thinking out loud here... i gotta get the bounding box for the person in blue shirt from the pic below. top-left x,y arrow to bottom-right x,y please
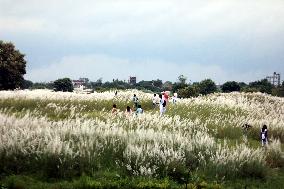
136,104 -> 143,115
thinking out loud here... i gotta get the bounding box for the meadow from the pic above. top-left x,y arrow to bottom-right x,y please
0,89 -> 283,189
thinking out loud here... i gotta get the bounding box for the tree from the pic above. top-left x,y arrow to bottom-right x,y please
249,79 -> 273,94
221,81 -> 241,93
178,75 -> 187,84
22,80 -> 33,89
162,81 -> 173,91
152,79 -> 163,88
0,41 -> 27,90
198,79 -> 217,95
53,78 -> 73,92
177,86 -> 199,98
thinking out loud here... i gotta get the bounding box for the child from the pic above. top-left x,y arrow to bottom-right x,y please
172,92 -> 178,104
261,125 -> 268,146
112,104 -> 118,114
136,104 -> 144,115
125,106 -> 133,115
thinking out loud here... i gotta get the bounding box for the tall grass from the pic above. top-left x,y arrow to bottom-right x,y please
0,89 -> 283,186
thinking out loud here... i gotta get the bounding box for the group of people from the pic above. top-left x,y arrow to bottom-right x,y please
243,123 -> 269,147
111,92 -> 177,116
113,92 -> 269,147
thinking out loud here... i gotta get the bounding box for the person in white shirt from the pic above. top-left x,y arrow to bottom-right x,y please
159,94 -> 166,116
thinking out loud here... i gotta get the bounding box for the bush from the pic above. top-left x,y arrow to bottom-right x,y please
53,78 -> 73,92
221,81 -> 240,93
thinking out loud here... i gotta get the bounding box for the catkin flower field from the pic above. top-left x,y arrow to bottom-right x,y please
0,89 -> 284,188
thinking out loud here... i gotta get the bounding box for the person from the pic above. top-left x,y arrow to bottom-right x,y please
132,94 -> 139,110
261,125 -> 268,146
125,106 -> 133,115
112,104 -> 118,114
163,91 -> 169,104
115,91 -> 118,96
172,92 -> 178,104
152,94 -> 158,108
136,104 -> 143,115
159,94 -> 166,116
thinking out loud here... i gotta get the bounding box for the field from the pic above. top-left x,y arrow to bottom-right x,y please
0,89 -> 284,189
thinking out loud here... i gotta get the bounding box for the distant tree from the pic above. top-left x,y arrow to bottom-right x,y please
178,86 -> 199,98
221,81 -> 241,93
172,82 -> 188,93
178,75 -> 187,84
0,40 -> 27,90
53,78 -> 73,92
249,79 -> 273,94
22,80 -> 33,89
32,82 -> 53,89
162,81 -> 173,91
198,79 -> 217,95
152,79 -> 163,88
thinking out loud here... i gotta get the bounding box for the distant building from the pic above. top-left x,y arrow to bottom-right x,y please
72,78 -> 89,88
266,72 -> 281,86
129,76 -> 136,85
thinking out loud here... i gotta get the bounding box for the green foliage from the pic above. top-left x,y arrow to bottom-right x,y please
249,79 -> 273,94
54,78 -> 73,92
177,75 -> 187,84
221,81 -> 240,93
177,86 -> 199,98
0,41 -> 26,90
198,79 -> 217,95
31,82 -> 54,90
162,81 -> 173,91
21,80 -> 33,89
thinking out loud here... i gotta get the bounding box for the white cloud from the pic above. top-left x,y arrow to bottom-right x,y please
25,54 -> 268,84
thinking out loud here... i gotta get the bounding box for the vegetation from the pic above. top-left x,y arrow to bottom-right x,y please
0,41 -> 26,90
54,78 -> 74,92
0,89 -> 283,188
221,81 -> 241,93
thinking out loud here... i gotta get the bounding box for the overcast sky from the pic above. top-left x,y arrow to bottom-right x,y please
1,0 -> 283,84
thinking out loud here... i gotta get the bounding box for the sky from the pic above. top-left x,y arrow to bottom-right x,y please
0,0 -> 283,84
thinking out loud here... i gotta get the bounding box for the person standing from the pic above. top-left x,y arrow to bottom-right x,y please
152,94 -> 158,108
163,91 -> 169,104
261,125 -> 268,147
172,92 -> 178,104
132,94 -> 139,110
159,94 -> 166,116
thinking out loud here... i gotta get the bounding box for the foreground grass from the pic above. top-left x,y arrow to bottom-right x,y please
1,170 -> 284,189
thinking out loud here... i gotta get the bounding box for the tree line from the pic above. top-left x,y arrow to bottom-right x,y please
1,40 -> 284,97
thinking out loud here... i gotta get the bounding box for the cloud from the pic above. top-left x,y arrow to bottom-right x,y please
1,0 -> 284,83
25,54 -> 270,84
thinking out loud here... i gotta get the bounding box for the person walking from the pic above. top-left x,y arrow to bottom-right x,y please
261,125 -> 268,147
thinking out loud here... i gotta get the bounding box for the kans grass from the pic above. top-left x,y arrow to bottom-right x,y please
0,89 -> 284,188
